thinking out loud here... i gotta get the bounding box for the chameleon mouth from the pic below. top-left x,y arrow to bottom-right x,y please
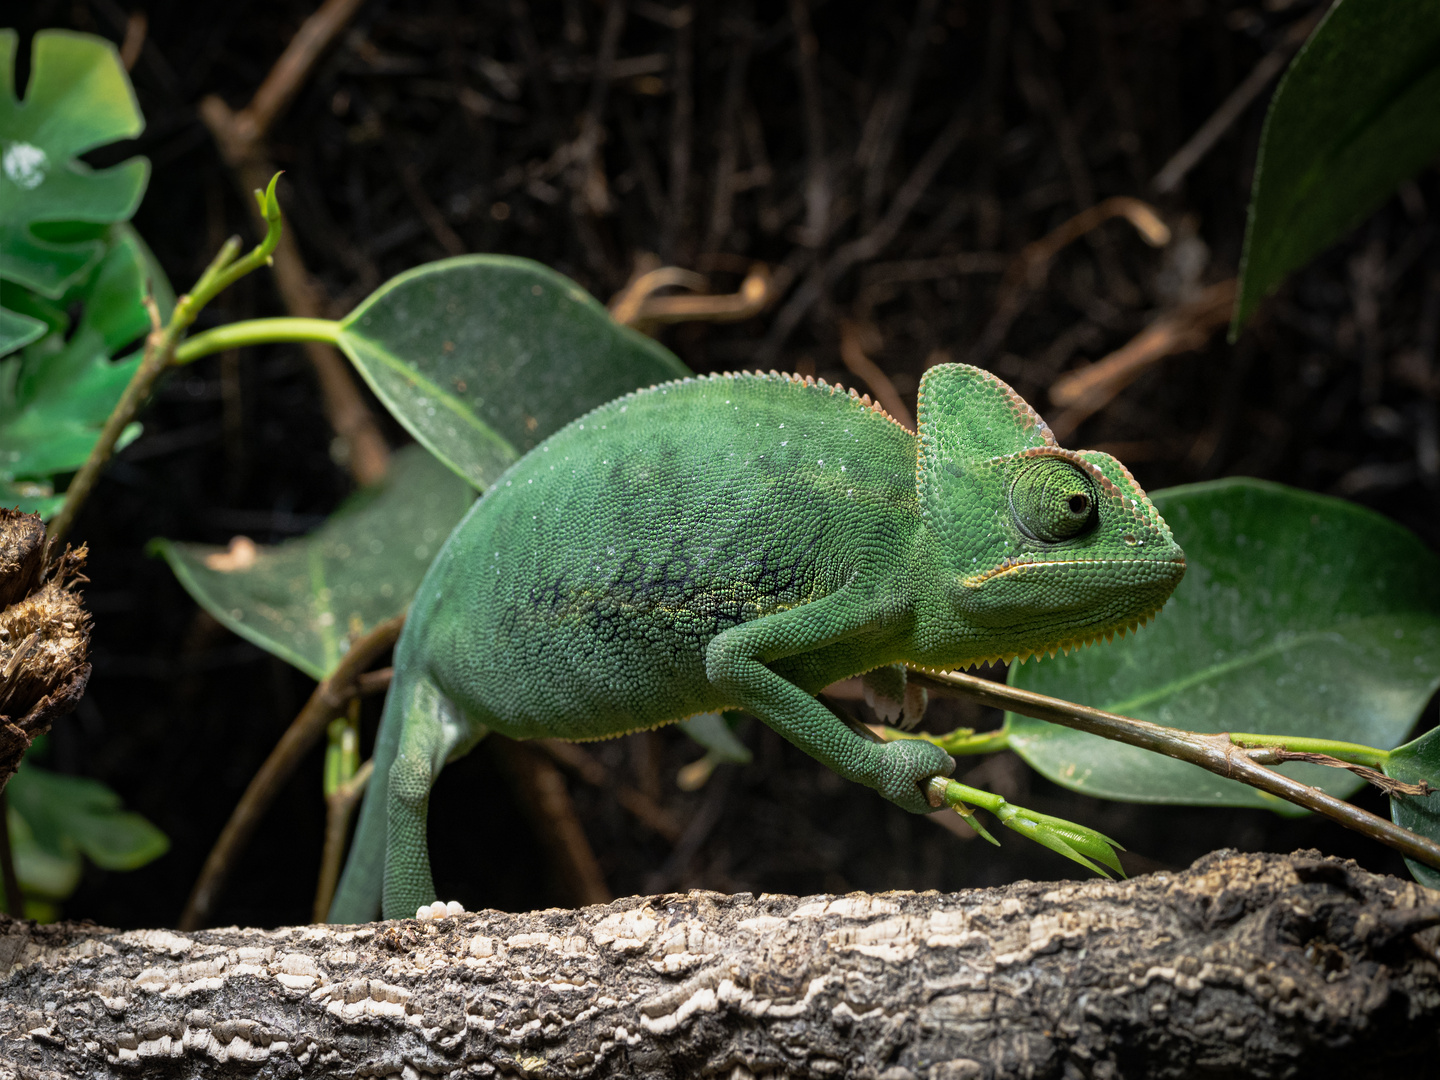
941,553 -> 1186,669
959,554 -> 1186,590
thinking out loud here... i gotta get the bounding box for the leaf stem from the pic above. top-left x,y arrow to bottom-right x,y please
880,724 -> 1011,755
46,174 -> 286,545
173,317 -> 343,365
910,668 -> 1440,873
1228,732 -> 1389,767
178,613 -> 403,931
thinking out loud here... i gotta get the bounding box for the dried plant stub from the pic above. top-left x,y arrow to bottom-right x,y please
0,510 -> 92,792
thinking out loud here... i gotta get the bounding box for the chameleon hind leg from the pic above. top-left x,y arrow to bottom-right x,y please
383,672 -> 487,920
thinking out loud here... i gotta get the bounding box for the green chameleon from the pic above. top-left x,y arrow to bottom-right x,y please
329,363 -> 1185,922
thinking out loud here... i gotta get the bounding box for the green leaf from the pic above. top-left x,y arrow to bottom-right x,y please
678,712 -> 753,764
0,305 -> 45,356
1233,0 -> 1440,333
1385,726 -> 1440,889
6,759 -> 168,899
151,445 -> 475,680
0,30 -> 148,300
1006,478 -> 1440,809
0,229 -> 158,494
335,256 -> 691,490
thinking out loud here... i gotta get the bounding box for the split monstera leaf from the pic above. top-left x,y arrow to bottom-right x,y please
0,30 -> 169,515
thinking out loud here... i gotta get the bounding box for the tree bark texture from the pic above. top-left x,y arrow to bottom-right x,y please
0,850 -> 1436,1080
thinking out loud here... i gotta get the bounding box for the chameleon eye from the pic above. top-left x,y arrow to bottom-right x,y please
1009,458 -> 1098,543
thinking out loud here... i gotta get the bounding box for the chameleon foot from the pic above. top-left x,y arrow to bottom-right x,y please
415,900 -> 466,921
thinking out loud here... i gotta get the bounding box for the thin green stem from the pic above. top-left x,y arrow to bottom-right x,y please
174,317 -> 342,365
47,174 -> 286,545
1228,732 -> 1389,768
882,725 -> 1011,756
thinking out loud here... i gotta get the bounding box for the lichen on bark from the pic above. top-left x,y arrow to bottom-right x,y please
0,850 -> 1435,1079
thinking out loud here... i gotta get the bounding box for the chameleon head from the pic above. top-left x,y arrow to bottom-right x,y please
913,363 -> 1185,665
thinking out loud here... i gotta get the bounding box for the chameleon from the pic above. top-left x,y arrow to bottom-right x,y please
329,362 -> 1185,923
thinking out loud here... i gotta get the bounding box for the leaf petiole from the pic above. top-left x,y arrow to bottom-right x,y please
1227,732 -> 1390,768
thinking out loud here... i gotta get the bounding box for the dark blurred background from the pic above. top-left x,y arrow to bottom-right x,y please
10,0 -> 1438,929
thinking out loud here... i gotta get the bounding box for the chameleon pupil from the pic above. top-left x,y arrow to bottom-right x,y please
1010,458 -> 1098,542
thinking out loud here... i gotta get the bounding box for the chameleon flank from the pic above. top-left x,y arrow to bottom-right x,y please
330,363 -> 1185,922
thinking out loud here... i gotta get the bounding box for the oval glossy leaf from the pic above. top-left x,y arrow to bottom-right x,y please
0,30 -> 148,299
1385,726 -> 1440,890
152,445 -> 475,680
335,255 -> 691,490
1006,478 -> 1440,809
1234,0 -> 1440,333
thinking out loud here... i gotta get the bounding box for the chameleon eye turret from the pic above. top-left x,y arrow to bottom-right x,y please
1009,457 -> 1097,543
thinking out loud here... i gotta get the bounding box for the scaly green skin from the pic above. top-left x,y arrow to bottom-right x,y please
329,363 -> 1185,922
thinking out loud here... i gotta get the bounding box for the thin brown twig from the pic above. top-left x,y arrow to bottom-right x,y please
118,12 -> 147,72
910,668 -> 1440,873
1152,12 -> 1322,194
238,0 -> 368,145
536,739 -> 682,841
178,614 -> 405,931
400,163 -> 466,257
762,107 -> 972,360
972,196 -> 1171,363
1047,278 -> 1237,442
790,0 -> 829,247
839,320 -> 914,431
856,0 -> 941,229
1242,748 -> 1432,799
312,758 -> 374,924
662,6 -> 695,260
609,264 -> 772,332
567,0 -> 628,216
703,22 -> 754,253
200,110 -> 390,487
493,739 -> 613,906
197,0 -> 390,487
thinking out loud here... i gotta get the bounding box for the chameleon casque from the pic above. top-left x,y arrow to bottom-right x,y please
329,362 -> 1185,923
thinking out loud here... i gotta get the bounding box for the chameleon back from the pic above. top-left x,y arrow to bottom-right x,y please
410,372 -> 922,740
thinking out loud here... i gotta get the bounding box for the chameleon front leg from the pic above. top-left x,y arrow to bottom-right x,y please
383,673 -> 487,920
705,590 -> 954,814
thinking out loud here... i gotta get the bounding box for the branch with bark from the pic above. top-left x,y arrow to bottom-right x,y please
1,851 -> 1436,1079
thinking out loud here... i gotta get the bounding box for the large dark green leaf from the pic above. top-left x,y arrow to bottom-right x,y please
6,758 -> 168,901
1385,726 -> 1440,889
334,256 -> 690,490
151,446 -> 475,680
1006,479 -> 1440,809
0,31 -> 148,304
1233,0 -> 1440,333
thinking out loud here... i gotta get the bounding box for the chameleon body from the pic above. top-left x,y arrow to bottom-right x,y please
329,363 -> 1185,922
